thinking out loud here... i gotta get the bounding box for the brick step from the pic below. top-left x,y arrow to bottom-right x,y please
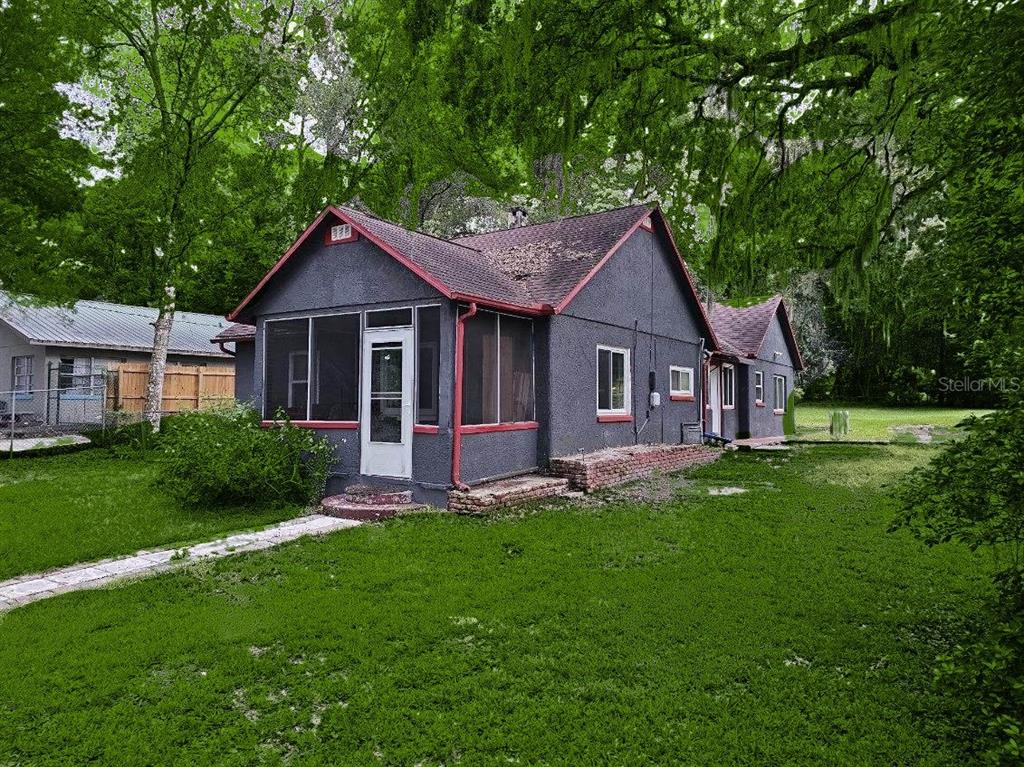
448,475 -> 570,513
339,483 -> 414,506
320,495 -> 426,521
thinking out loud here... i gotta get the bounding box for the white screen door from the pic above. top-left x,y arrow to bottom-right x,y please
360,327 -> 414,478
707,365 -> 722,435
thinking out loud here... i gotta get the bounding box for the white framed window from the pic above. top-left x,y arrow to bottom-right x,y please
58,357 -> 96,394
754,371 -> 764,404
774,374 -> 787,414
597,345 -> 631,414
327,223 -> 353,243
722,363 -> 735,409
287,350 -> 309,410
12,356 -> 33,392
669,365 -> 694,399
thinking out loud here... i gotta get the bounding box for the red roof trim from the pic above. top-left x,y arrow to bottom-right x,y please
553,208 -> 651,313
754,297 -> 805,371
649,206 -> 721,352
228,208 -> 332,321
324,206 -> 456,300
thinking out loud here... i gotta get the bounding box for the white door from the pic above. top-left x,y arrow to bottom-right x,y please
708,365 -> 721,435
360,327 -> 414,478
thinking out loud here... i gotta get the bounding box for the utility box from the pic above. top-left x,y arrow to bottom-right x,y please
681,423 -> 703,444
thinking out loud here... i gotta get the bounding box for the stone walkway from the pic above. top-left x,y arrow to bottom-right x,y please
0,514 -> 361,612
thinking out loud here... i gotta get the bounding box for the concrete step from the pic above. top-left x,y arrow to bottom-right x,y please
338,483 -> 414,506
320,495 -> 426,521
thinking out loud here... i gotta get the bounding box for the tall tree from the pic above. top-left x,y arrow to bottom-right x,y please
80,0 -> 317,427
0,0 -> 100,301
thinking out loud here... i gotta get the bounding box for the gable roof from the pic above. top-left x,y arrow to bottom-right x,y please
0,294 -> 232,358
228,204 -> 719,348
451,204 -> 652,308
710,295 -> 804,370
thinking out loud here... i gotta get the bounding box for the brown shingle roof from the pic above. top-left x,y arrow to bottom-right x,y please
212,323 -> 255,342
710,295 -> 804,370
229,203 -> 718,350
452,204 -> 652,307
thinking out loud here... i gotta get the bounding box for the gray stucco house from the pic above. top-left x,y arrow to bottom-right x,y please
228,203 -> 725,505
707,296 -> 804,440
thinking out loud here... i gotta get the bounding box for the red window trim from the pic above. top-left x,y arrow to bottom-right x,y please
755,401 -> 766,408
460,421 -> 539,434
597,414 -> 633,423
773,409 -> 785,416
670,394 -> 695,402
414,424 -> 440,434
261,420 -> 358,429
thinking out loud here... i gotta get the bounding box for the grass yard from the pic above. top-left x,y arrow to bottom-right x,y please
795,403 -> 992,443
0,445 -> 991,766
0,450 -> 303,581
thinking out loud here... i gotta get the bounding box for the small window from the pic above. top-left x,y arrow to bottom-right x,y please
722,364 -> 735,409
597,346 -> 630,414
366,308 -> 413,328
288,350 -> 309,411
754,371 -> 764,403
11,356 -> 33,392
774,374 -> 786,413
327,223 -> 353,243
58,357 -> 95,394
669,366 -> 694,399
416,306 -> 441,425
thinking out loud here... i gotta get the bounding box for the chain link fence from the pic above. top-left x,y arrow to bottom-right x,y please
1,372 -> 114,455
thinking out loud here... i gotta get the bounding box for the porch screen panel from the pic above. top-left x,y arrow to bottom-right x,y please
310,314 -> 359,421
462,311 -> 498,425
265,319 -> 309,420
499,315 -> 534,422
416,306 -> 440,425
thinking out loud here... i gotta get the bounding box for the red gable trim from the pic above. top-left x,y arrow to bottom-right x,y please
228,208 -> 333,321
553,205 -> 721,352
650,206 -> 721,353
553,208 -> 651,313
230,206 -> 554,322
324,206 -> 456,300
753,296 -> 805,371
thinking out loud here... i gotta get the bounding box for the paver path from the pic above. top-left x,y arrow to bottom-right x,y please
0,514 -> 360,612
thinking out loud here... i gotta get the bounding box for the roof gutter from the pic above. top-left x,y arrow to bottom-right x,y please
451,302 -> 478,491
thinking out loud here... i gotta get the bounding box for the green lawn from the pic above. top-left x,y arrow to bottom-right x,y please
795,403 -> 993,442
0,446 -> 990,765
0,451 -> 303,581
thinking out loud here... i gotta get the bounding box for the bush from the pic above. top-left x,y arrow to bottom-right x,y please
158,405 -> 333,508
83,417 -> 159,453
894,401 -> 1024,764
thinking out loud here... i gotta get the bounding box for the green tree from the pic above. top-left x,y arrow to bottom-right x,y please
0,0 -> 101,301
78,0 -> 317,427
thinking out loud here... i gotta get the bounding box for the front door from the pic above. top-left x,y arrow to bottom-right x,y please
360,327 -> 414,478
708,365 -> 721,435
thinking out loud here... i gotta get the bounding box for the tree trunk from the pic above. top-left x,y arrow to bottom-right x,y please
143,284 -> 176,431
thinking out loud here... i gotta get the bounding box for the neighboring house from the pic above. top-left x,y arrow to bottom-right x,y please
0,294 -> 234,425
228,203 -> 721,505
707,296 -> 804,439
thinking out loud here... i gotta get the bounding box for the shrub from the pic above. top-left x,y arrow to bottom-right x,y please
158,405 -> 333,508
83,417 -> 159,453
894,401 -> 1024,764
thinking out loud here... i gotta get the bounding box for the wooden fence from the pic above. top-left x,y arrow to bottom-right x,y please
107,363 -> 235,413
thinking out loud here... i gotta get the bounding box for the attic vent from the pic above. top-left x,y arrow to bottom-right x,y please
328,223 -> 352,243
